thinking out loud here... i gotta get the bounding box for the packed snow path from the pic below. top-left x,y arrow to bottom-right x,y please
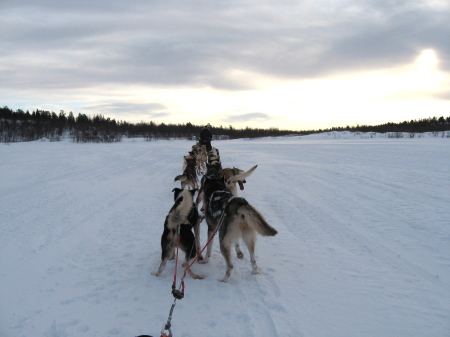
1,133 -> 449,337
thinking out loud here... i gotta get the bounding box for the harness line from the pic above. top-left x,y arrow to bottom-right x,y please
159,194 -> 235,337
180,194 -> 235,285
160,222 -> 185,337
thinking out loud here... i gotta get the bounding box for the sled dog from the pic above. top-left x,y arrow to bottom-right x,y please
208,147 -> 219,158
197,145 -> 208,166
152,188 -> 204,279
208,147 -> 221,166
200,174 -> 277,282
219,165 -> 258,196
174,155 -> 197,189
196,164 -> 257,207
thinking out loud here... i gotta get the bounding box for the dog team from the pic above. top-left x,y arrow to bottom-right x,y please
152,137 -> 278,283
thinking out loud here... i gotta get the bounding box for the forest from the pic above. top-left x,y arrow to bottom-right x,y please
1,106 -> 449,142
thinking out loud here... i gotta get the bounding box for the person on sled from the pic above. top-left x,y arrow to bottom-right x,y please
199,124 -> 212,152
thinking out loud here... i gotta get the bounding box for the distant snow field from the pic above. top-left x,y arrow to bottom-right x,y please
1,132 -> 449,337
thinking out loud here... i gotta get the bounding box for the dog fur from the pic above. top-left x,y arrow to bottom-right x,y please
207,147 -> 222,171
152,188 -> 204,279
196,164 -> 257,208
196,145 -> 208,166
174,155 -> 197,189
200,174 -> 277,282
208,147 -> 221,166
219,165 -> 258,196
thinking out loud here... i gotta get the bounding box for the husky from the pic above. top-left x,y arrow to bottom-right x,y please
197,145 -> 208,166
208,147 -> 219,158
219,165 -> 258,196
200,174 -> 277,282
196,164 -> 257,209
152,188 -> 205,279
195,163 -> 258,259
208,147 -> 220,164
174,155 -> 197,189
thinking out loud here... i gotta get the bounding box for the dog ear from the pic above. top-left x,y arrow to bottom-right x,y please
174,174 -> 187,182
172,188 -> 182,201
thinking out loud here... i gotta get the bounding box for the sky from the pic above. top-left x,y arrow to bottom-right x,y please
1,0 -> 450,131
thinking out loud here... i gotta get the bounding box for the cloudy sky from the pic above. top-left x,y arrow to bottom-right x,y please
1,0 -> 449,130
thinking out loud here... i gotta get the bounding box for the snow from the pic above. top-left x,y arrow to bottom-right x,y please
1,132 -> 449,337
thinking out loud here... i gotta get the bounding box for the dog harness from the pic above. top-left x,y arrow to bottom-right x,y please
208,190 -> 235,219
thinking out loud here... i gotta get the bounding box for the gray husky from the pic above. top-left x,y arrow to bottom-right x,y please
219,165 -> 258,196
196,164 -> 258,208
200,173 -> 277,282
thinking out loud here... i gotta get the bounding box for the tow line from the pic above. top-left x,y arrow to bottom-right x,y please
137,196 -> 233,337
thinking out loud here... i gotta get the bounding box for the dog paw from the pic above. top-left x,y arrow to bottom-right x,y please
236,252 -> 244,259
151,271 -> 161,276
193,274 -> 206,280
251,270 -> 260,275
198,259 -> 209,264
186,269 -> 206,279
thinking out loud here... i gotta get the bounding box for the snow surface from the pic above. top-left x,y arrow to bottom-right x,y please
1,132 -> 449,337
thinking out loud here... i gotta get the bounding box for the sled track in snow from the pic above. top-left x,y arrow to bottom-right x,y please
1,136 -> 449,337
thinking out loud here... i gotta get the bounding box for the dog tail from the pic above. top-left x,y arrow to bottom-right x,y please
230,165 -> 258,183
239,204 -> 278,237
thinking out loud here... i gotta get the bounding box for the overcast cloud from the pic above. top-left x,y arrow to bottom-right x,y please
224,112 -> 272,124
1,0 -> 449,129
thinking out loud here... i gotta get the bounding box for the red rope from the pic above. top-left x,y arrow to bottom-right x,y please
174,204 -> 229,295
180,231 -> 217,290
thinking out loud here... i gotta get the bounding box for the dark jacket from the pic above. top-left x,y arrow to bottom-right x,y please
200,128 -> 212,143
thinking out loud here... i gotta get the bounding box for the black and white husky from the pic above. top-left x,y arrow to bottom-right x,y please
200,174 -> 278,282
174,155 -> 197,189
151,188 -> 205,279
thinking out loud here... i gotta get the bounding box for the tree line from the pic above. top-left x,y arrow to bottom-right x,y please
326,116 -> 450,134
0,106 -> 298,142
1,106 -> 449,143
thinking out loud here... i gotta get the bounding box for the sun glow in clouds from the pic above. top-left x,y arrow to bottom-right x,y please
416,49 -> 438,71
249,48 -> 449,129
77,48 -> 449,131
6,51 -> 450,131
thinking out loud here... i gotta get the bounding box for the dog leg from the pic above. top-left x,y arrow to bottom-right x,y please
193,220 -> 203,261
243,231 -> 259,275
152,232 -> 174,276
182,261 -> 205,279
198,227 -> 214,264
235,243 -> 244,259
151,256 -> 170,276
195,190 -> 204,208
179,226 -> 205,279
219,241 -> 234,283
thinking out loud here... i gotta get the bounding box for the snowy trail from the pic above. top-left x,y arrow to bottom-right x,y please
1,134 -> 449,337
